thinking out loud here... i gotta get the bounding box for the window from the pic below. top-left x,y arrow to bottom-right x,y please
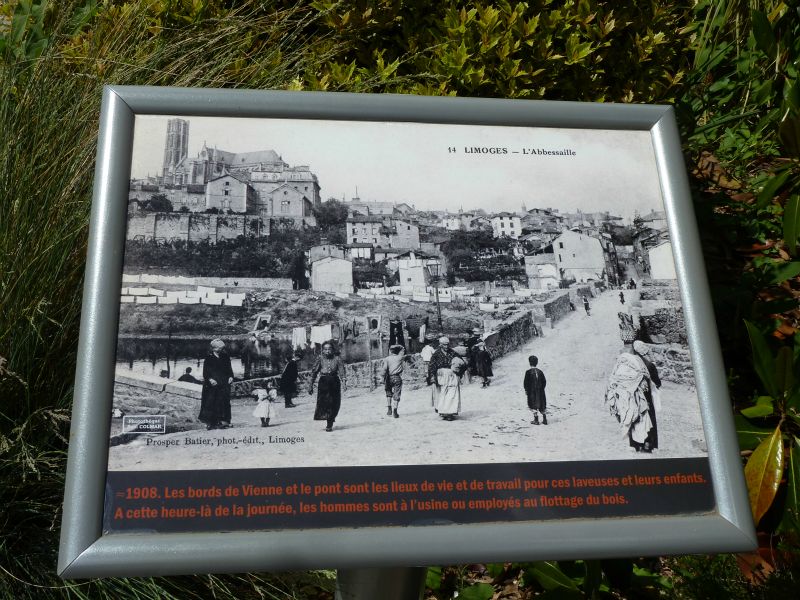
224,190 -> 229,196
559,242 -> 564,249
224,181 -> 230,187
352,238 -> 357,243
281,200 -> 290,213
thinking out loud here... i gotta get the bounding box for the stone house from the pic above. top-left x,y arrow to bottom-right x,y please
524,254 -> 560,289
549,229 -> 607,283
205,173 -> 257,213
310,256 -> 354,294
491,212 -> 522,239
648,241 -> 677,280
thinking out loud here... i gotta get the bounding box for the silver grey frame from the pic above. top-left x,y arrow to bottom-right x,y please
58,85 -> 756,578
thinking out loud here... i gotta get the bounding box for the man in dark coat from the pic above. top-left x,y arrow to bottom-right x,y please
523,355 -> 547,425
178,367 -> 201,384
198,339 -> 234,430
279,352 -> 301,407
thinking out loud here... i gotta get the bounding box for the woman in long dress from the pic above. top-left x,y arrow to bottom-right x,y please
308,342 -> 347,431
604,340 -> 661,452
198,339 -> 234,430
427,336 -> 454,412
438,355 -> 467,421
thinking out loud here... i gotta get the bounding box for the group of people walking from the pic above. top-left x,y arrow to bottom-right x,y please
196,321 -> 663,454
197,334 -> 547,433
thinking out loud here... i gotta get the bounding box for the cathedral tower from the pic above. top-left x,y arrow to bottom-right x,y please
161,118 -> 189,183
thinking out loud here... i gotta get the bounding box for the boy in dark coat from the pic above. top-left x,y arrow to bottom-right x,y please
474,342 -> 493,387
523,355 -> 547,425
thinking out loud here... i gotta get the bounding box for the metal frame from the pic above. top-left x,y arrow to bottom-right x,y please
58,86 -> 755,578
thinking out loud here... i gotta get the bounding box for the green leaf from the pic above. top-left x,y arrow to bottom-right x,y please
745,320 -> 778,398
456,583 -> 494,600
741,396 -> 775,418
583,559 -> 602,596
784,195 -> 800,256
744,425 -> 785,525
735,414 -> 773,450
425,566 -> 442,590
755,170 -> 791,209
785,79 -> 800,113
751,9 -> 777,57
768,261 -> 800,284
779,437 -> 800,533
526,562 -> 580,591
485,563 -> 506,578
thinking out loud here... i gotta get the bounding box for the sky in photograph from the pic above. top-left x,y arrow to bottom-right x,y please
131,115 -> 665,220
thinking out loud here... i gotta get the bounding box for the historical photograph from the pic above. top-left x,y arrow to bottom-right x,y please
108,115 -> 708,471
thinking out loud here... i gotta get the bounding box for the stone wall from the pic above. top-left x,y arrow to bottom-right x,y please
634,281 -> 686,345
127,213 -> 269,244
644,343 -> 694,385
111,375 -> 204,443
639,283 -> 682,302
540,291 -> 572,322
193,276 -> 293,290
639,307 -> 687,345
233,353 -> 429,396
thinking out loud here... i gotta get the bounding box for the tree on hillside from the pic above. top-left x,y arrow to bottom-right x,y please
142,193 -> 173,212
315,198 -> 349,226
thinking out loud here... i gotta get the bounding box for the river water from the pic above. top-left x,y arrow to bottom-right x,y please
114,335 -> 420,379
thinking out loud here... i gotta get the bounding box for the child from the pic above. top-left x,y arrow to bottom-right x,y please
523,355 -> 547,425
252,383 -> 279,427
382,344 -> 405,418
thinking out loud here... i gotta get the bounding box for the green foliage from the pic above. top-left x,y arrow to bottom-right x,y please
306,0 -> 693,101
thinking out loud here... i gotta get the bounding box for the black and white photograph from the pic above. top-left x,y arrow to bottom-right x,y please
107,114 -> 709,473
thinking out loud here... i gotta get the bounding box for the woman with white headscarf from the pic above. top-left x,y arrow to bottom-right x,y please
427,337 -> 454,413
438,352 -> 468,420
604,341 -> 662,452
198,338 -> 234,430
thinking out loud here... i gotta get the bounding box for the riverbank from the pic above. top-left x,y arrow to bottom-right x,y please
118,289 -> 512,339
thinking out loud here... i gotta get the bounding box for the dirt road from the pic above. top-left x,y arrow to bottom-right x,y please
108,290 -> 708,471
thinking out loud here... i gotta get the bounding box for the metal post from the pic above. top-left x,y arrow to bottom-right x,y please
433,278 -> 443,333
335,567 -> 426,600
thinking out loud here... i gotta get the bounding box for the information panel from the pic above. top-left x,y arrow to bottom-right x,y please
58,88 -> 754,578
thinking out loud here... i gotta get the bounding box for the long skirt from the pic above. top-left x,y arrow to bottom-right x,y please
628,396 -> 658,451
313,374 -> 341,421
198,384 -> 231,425
437,369 -> 461,416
